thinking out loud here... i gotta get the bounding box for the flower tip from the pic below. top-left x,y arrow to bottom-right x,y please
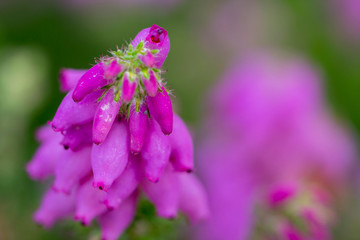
72,90 -> 83,103
93,181 -> 109,192
146,25 -> 168,46
146,174 -> 159,183
93,139 -> 102,145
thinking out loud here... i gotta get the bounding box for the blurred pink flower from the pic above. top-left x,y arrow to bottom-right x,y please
333,0 -> 360,40
195,53 -> 356,240
61,0 -> 180,10
27,25 -> 208,240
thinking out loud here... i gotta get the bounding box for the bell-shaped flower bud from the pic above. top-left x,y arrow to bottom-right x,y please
142,167 -> 179,218
53,146 -> 92,194
92,120 -> 129,191
139,51 -> 155,68
122,72 -> 137,102
104,60 -> 123,80
103,155 -> 141,210
61,121 -> 93,151
141,119 -> 171,182
147,86 -> 173,135
142,69 -> 158,97
99,192 -> 138,240
72,63 -> 111,102
131,24 -> 170,68
51,89 -> 102,132
27,126 -> 64,180
34,188 -> 76,228
129,103 -> 148,154
93,88 -> 122,145
169,113 -> 194,172
178,173 -> 209,223
74,179 -> 107,226
59,68 -> 87,92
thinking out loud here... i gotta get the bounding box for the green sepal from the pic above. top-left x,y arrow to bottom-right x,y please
141,68 -> 150,80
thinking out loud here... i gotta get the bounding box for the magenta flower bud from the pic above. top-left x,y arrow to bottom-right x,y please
142,167 -> 179,218
34,188 -> 76,228
27,126 -> 64,180
72,63 -> 110,102
61,121 -> 93,151
99,192 -> 138,240
142,70 -> 158,97
178,173 -> 209,223
129,103 -> 148,154
122,72 -> 137,102
93,88 -> 122,145
51,89 -> 102,132
141,119 -> 171,182
169,113 -> 194,172
147,86 -> 173,135
131,25 -> 170,68
139,51 -> 155,68
74,179 -> 107,226
92,120 -> 129,191
59,68 -> 87,92
268,184 -> 296,207
52,146 -> 92,194
104,155 -> 141,210
104,60 -> 123,80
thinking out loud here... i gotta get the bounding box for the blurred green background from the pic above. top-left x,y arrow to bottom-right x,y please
0,0 -> 359,239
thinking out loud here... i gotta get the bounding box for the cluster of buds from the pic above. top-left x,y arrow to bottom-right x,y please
253,182 -> 333,240
26,25 -> 208,240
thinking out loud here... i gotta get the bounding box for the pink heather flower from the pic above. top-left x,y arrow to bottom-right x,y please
28,25 -> 208,240
195,53 -> 356,240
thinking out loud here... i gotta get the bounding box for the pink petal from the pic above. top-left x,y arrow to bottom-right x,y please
141,119 -> 171,182
72,63 -> 111,102
104,60 -> 123,80
51,89 -> 102,132
169,113 -> 194,172
129,103 -> 148,154
142,69 -> 158,97
92,120 -> 129,191
99,192 -> 138,240
93,88 -> 122,145
61,121 -> 93,151
142,166 -> 179,218
178,173 -> 209,223
74,178 -> 107,226
53,146 -> 92,194
104,154 -> 141,210
146,86 -> 173,135
122,73 -> 137,102
139,51 -> 155,68
27,127 -> 64,180
34,188 -> 76,228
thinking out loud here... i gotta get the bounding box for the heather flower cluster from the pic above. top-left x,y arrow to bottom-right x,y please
26,25 -> 208,240
195,53 -> 356,240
